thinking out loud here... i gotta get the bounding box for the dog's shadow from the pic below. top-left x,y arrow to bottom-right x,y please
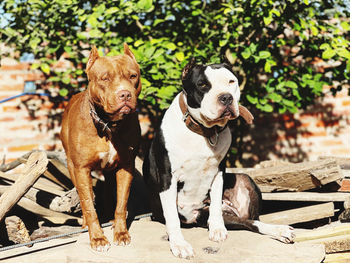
94,169 -> 151,229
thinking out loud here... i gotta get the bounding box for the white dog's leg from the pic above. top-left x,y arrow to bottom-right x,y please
208,172 -> 228,242
253,221 -> 295,243
159,181 -> 194,259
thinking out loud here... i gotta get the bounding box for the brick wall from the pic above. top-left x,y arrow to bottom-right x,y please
241,85 -> 350,166
0,57 -> 65,163
0,56 -> 349,166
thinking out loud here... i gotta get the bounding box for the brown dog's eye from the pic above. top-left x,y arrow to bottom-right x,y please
130,73 -> 137,80
101,74 -> 109,81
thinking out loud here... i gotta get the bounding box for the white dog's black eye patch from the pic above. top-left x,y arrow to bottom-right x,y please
182,65 -> 212,109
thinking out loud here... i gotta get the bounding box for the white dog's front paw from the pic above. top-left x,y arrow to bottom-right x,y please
169,238 -> 194,259
271,225 -> 295,243
209,225 -> 228,242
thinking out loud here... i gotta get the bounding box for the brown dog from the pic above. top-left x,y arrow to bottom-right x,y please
60,43 -> 141,251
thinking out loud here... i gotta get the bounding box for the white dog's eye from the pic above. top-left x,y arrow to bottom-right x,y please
229,79 -> 235,84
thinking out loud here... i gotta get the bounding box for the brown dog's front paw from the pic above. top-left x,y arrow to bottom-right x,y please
113,231 -> 131,246
90,235 -> 111,252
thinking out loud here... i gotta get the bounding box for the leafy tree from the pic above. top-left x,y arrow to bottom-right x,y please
1,0 -> 349,163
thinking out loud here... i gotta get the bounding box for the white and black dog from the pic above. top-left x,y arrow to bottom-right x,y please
143,59 -> 295,259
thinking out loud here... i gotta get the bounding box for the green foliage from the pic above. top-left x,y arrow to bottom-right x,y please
1,0 -> 349,114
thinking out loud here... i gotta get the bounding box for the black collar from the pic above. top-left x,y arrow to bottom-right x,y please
89,101 -> 121,140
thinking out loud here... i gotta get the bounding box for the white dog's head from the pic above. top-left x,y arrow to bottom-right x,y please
181,59 -> 242,128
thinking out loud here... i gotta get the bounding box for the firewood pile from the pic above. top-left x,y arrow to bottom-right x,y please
1,151 -> 350,261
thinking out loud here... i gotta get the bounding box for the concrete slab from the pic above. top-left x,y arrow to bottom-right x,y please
68,220 -> 325,263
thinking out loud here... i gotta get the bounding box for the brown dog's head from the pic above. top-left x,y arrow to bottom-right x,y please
86,43 -> 141,122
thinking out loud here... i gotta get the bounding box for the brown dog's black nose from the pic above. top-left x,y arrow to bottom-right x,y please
118,90 -> 132,102
218,93 -> 233,106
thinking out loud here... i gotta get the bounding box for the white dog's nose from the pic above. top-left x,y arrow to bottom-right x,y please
218,93 -> 233,106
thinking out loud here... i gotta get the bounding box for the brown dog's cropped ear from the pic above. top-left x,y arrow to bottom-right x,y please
124,43 -> 136,61
182,58 -> 196,81
239,105 -> 254,124
86,46 -> 99,73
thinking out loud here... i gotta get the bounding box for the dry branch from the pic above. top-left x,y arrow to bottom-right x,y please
0,150 -> 67,172
0,151 -> 48,222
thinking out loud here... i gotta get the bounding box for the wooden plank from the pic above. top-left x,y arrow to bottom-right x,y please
0,193 -> 82,225
319,156 -> 350,169
227,159 -> 343,192
260,202 -> 334,225
262,192 -> 350,202
302,234 -> 350,253
0,185 -> 76,213
0,152 -> 48,222
0,150 -> 67,173
0,171 -> 65,196
42,159 -> 73,190
324,252 -> 350,263
295,223 -> 350,242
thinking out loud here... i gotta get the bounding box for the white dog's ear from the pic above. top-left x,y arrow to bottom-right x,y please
182,58 -> 196,81
239,105 -> 254,124
221,54 -> 234,68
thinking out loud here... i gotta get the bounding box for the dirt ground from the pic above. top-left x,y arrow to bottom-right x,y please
1,219 -> 325,263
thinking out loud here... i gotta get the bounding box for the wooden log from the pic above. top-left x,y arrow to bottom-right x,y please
260,202 -> 334,225
20,197 -> 82,224
49,188 -> 81,213
5,215 -> 31,245
30,225 -> 82,240
318,156 -> 350,170
0,150 -> 67,172
262,192 -> 350,202
303,234 -> 350,253
0,151 -> 48,222
295,223 -> 350,242
324,252 -> 350,263
0,188 -> 82,225
43,162 -> 72,191
0,171 -> 65,196
227,159 -> 343,192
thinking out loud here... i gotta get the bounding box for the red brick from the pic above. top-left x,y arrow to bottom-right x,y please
9,124 -> 35,131
8,144 -> 39,152
0,83 -> 24,91
9,72 -> 44,81
0,63 -> 30,70
330,148 -> 350,155
321,139 -> 343,146
0,116 -> 15,122
300,131 -> 327,138
2,105 -> 19,112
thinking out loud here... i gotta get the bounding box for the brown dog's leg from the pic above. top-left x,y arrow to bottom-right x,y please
113,167 -> 133,246
74,167 -> 110,251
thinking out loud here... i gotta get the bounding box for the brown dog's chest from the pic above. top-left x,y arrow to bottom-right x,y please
98,141 -> 119,169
